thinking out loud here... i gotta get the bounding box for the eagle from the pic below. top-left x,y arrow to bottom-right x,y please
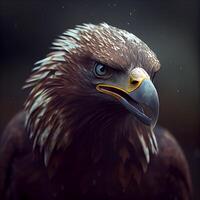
0,23 -> 192,200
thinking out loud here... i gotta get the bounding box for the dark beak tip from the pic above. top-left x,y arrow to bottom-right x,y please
123,79 -> 159,127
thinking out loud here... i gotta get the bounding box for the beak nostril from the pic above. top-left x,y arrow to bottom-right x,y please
130,80 -> 139,85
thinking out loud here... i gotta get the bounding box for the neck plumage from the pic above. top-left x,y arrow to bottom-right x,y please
47,110 -> 153,190
26,95 -> 157,189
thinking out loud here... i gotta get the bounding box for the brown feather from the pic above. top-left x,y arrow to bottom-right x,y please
24,23 -> 160,167
0,23 -> 192,200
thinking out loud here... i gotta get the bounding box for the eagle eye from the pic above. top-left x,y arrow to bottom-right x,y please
94,63 -> 111,78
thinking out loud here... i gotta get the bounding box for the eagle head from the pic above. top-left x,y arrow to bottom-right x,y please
24,23 -> 160,173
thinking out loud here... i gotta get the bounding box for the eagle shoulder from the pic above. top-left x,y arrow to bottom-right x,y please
141,126 -> 192,200
0,111 -> 28,199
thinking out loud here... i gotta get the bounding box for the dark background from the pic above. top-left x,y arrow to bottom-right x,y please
0,0 -> 199,199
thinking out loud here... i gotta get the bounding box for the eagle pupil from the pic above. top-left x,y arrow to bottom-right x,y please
95,63 -> 107,76
100,66 -> 105,72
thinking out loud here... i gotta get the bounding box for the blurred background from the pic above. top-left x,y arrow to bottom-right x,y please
0,0 -> 199,199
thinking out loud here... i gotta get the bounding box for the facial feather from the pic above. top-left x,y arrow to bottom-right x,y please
24,23 -> 160,169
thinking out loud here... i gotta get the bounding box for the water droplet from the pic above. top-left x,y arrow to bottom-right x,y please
194,148 -> 200,159
61,185 -> 65,191
92,179 -> 96,185
53,193 -> 57,198
97,170 -> 101,177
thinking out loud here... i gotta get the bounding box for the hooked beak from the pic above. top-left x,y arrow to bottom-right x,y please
96,68 -> 159,127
